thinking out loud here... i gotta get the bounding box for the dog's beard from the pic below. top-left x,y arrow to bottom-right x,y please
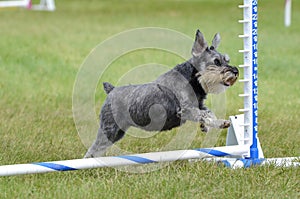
197,71 -> 228,94
196,65 -> 238,94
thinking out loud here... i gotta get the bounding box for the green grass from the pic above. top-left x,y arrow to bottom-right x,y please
0,0 -> 299,198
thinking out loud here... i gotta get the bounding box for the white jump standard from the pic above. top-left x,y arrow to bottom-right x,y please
0,0 -> 55,11
219,0 -> 299,168
0,0 -> 30,8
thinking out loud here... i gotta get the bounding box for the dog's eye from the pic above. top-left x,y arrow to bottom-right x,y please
214,59 -> 221,66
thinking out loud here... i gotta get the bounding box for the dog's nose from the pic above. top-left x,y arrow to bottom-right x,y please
232,67 -> 239,76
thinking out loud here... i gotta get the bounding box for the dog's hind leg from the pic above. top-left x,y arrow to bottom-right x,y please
84,98 -> 129,158
84,125 -> 126,158
83,128 -> 112,158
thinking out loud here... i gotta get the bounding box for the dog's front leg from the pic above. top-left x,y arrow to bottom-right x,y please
198,106 -> 217,132
179,107 -> 230,129
200,109 -> 217,132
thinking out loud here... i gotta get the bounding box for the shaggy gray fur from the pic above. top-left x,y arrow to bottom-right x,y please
84,29 -> 239,158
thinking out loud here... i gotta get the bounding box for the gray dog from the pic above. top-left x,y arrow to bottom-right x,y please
84,29 -> 239,158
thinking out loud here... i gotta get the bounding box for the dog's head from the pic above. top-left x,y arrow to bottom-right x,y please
190,29 -> 239,94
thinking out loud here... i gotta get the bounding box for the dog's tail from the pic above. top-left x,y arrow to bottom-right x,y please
103,82 -> 115,94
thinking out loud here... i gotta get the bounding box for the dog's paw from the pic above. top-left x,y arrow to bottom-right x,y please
200,123 -> 209,133
83,153 -> 93,159
218,119 -> 231,128
203,118 -> 230,129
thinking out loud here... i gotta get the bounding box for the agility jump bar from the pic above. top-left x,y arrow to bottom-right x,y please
0,145 -> 248,176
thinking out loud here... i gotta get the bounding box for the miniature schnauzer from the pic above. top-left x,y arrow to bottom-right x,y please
84,29 -> 239,158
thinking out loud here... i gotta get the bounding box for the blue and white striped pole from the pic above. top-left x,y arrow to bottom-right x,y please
238,0 -> 259,160
0,145 -> 248,176
249,0 -> 259,160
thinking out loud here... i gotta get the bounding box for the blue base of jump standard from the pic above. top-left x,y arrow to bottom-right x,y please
221,158 -> 264,168
218,157 -> 300,169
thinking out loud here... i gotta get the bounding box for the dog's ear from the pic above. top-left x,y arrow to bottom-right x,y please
211,33 -> 221,50
192,29 -> 208,57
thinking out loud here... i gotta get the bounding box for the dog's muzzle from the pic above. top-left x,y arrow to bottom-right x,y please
222,66 -> 239,86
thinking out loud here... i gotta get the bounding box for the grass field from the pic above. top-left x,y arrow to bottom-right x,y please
0,0 -> 299,198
